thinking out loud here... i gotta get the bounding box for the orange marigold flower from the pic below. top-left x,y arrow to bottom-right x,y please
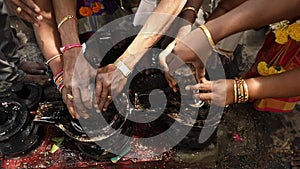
79,6 -> 93,17
92,2 -> 104,13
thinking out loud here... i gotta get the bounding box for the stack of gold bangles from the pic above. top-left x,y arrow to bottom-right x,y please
233,78 -> 249,103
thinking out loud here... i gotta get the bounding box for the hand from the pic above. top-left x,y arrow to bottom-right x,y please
61,87 -> 78,119
159,28 -> 213,90
185,79 -> 234,106
4,0 -> 43,26
63,47 -> 95,119
94,64 -> 127,112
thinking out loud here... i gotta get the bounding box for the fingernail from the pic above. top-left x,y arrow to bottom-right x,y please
36,15 -> 43,20
34,8 -> 40,13
103,108 -> 107,112
96,108 -> 101,113
185,86 -> 190,90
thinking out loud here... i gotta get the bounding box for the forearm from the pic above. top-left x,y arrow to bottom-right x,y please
119,0 -> 187,69
207,0 -> 247,21
52,0 -> 80,45
181,0 -> 203,24
33,0 -> 62,74
206,0 -> 300,43
247,68 -> 300,99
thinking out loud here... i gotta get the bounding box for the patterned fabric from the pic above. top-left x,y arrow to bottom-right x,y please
77,0 -> 127,42
246,31 -> 300,112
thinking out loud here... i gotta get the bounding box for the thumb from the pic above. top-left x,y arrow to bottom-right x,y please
158,40 -> 176,72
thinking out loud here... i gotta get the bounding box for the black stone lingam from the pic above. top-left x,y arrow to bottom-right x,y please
0,87 -> 45,157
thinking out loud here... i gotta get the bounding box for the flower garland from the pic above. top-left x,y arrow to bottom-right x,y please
269,19 -> 300,45
257,19 -> 300,76
257,61 -> 286,76
79,0 -> 106,17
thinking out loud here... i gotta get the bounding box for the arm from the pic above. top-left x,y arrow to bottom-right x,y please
118,0 -> 187,69
206,0 -> 300,44
33,0 -> 77,117
187,68 -> 300,106
33,0 -> 62,76
94,0 -> 188,111
169,0 -> 300,106
168,0 -> 300,76
180,0 -> 203,24
51,0 -> 92,119
247,68 -> 300,99
206,0 -> 247,21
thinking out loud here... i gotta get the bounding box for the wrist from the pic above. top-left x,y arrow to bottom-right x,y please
233,78 -> 249,103
60,44 -> 82,54
114,58 -> 132,78
181,6 -> 198,24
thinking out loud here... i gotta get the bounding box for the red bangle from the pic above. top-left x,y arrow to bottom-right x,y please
60,44 -> 82,54
53,68 -> 64,79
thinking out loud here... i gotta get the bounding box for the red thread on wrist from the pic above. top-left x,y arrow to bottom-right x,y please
61,44 -> 82,54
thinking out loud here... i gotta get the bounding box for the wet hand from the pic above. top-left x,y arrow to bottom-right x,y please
185,79 -> 234,106
94,64 -> 127,112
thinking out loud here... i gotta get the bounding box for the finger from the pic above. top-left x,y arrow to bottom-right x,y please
73,96 -> 90,119
193,92 -> 212,101
200,77 -> 209,83
79,81 -> 93,109
94,75 -> 103,113
23,0 -> 41,13
99,83 -> 110,111
66,101 -> 80,119
62,88 -> 80,119
103,95 -> 112,112
72,87 -> 89,119
9,2 -> 42,24
19,1 -> 42,20
167,76 -> 178,92
195,67 -> 206,83
186,82 -> 212,91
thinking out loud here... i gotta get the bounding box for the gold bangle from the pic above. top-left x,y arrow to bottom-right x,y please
57,15 -> 77,29
233,79 -> 237,103
46,54 -> 61,65
182,6 -> 198,16
237,79 -> 244,103
242,79 -> 249,102
199,25 -> 216,49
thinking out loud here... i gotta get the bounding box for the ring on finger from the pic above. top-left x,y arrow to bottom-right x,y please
107,95 -> 112,100
16,7 -> 22,14
67,94 -> 74,100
